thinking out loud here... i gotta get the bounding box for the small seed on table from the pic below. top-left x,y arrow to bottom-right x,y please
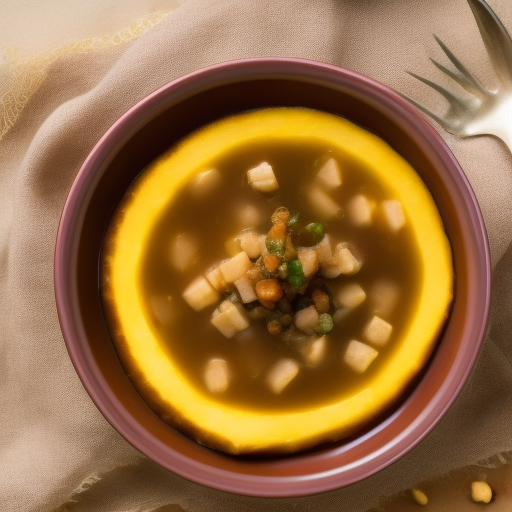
411,488 -> 428,506
471,481 -> 493,503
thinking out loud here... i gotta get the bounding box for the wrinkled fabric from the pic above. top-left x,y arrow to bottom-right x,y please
1,1 -> 512,511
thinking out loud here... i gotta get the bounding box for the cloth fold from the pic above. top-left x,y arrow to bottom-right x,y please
1,0 -> 512,511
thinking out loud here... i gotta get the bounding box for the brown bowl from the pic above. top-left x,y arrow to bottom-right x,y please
54,58 -> 490,497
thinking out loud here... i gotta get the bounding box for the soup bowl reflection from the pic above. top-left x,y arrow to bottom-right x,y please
54,58 -> 490,497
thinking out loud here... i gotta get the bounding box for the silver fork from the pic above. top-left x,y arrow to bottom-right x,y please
402,0 -> 512,153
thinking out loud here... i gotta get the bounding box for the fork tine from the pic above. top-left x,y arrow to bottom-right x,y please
406,71 -> 468,113
467,0 -> 512,86
433,35 -> 488,96
397,92 -> 453,132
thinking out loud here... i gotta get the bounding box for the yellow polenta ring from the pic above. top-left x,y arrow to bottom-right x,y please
102,108 -> 453,455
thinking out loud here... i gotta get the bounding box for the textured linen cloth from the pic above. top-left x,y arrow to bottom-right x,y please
2,0 -> 512,511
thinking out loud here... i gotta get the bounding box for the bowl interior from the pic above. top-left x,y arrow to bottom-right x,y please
55,59 -> 490,497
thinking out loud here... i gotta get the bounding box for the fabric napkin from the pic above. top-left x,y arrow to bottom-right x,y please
2,0 -> 512,510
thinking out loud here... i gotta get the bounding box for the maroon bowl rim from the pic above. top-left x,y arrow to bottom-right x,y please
55,57 -> 491,497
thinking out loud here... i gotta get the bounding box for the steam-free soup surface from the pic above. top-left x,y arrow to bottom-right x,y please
133,139 -> 423,412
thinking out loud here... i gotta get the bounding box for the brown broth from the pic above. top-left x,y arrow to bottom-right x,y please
132,139 -> 424,412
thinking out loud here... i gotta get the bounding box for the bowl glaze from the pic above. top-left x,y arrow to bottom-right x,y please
54,58 -> 490,497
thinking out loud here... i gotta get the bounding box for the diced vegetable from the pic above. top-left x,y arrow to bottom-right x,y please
311,289 -> 330,313
321,243 -> 361,278
237,230 -> 264,259
315,157 -> 342,190
364,315 -> 393,346
316,233 -> 333,264
205,263 -> 227,292
247,162 -> 279,193
255,279 -> 283,304
263,254 -> 280,272
346,194 -> 374,227
294,305 -> 319,334
204,358 -> 230,392
335,283 -> 366,309
182,276 -> 219,311
170,233 -> 198,272
316,313 -> 334,334
211,300 -> 249,337
307,187 -> 342,219
297,248 -> 319,278
266,358 -> 300,394
335,244 -> 361,274
303,222 -> 324,246
381,199 -> 405,232
287,258 -> 306,289
371,278 -> 400,317
234,275 -> 258,303
343,340 -> 378,373
219,251 -> 252,283
271,206 -> 290,224
190,168 -> 221,197
300,335 -> 327,367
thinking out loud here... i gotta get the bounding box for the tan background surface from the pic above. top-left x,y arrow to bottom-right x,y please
1,1 -> 512,511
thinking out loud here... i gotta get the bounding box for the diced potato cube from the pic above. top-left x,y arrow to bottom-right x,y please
307,187 -> 342,220
298,248 -> 319,278
219,251 -> 252,283
381,200 -> 405,232
335,244 -> 361,274
149,295 -> 174,325
204,358 -> 230,392
237,203 -> 263,228
371,278 -> 400,317
346,194 -> 374,227
364,315 -> 393,346
266,358 -> 300,394
300,336 -> 327,367
315,157 -> 342,190
182,276 -> 219,311
321,243 -> 361,278
237,230 -> 264,259
335,283 -> 366,309
234,275 -> 257,303
294,305 -> 319,334
170,233 -> 198,272
204,263 -> 227,292
190,168 -> 222,197
316,233 -> 333,264
247,162 -> 279,193
211,300 -> 250,338
343,340 -> 378,373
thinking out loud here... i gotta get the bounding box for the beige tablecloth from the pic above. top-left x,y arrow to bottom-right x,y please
2,1 -> 512,510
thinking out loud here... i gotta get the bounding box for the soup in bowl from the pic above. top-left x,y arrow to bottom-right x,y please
55,59 -> 490,496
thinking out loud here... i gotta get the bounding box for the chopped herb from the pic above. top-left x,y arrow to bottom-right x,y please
266,238 -> 284,256
287,212 -> 300,229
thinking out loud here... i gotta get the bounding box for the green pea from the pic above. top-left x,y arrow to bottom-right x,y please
316,313 -> 334,334
288,274 -> 306,289
305,222 -> 323,236
287,258 -> 303,275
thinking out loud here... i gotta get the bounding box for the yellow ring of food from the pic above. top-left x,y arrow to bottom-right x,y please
103,108 -> 453,454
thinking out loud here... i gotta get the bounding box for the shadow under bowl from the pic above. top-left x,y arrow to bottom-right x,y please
54,58 -> 491,497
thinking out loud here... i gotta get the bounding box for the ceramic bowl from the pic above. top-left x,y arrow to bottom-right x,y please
54,58 -> 490,497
